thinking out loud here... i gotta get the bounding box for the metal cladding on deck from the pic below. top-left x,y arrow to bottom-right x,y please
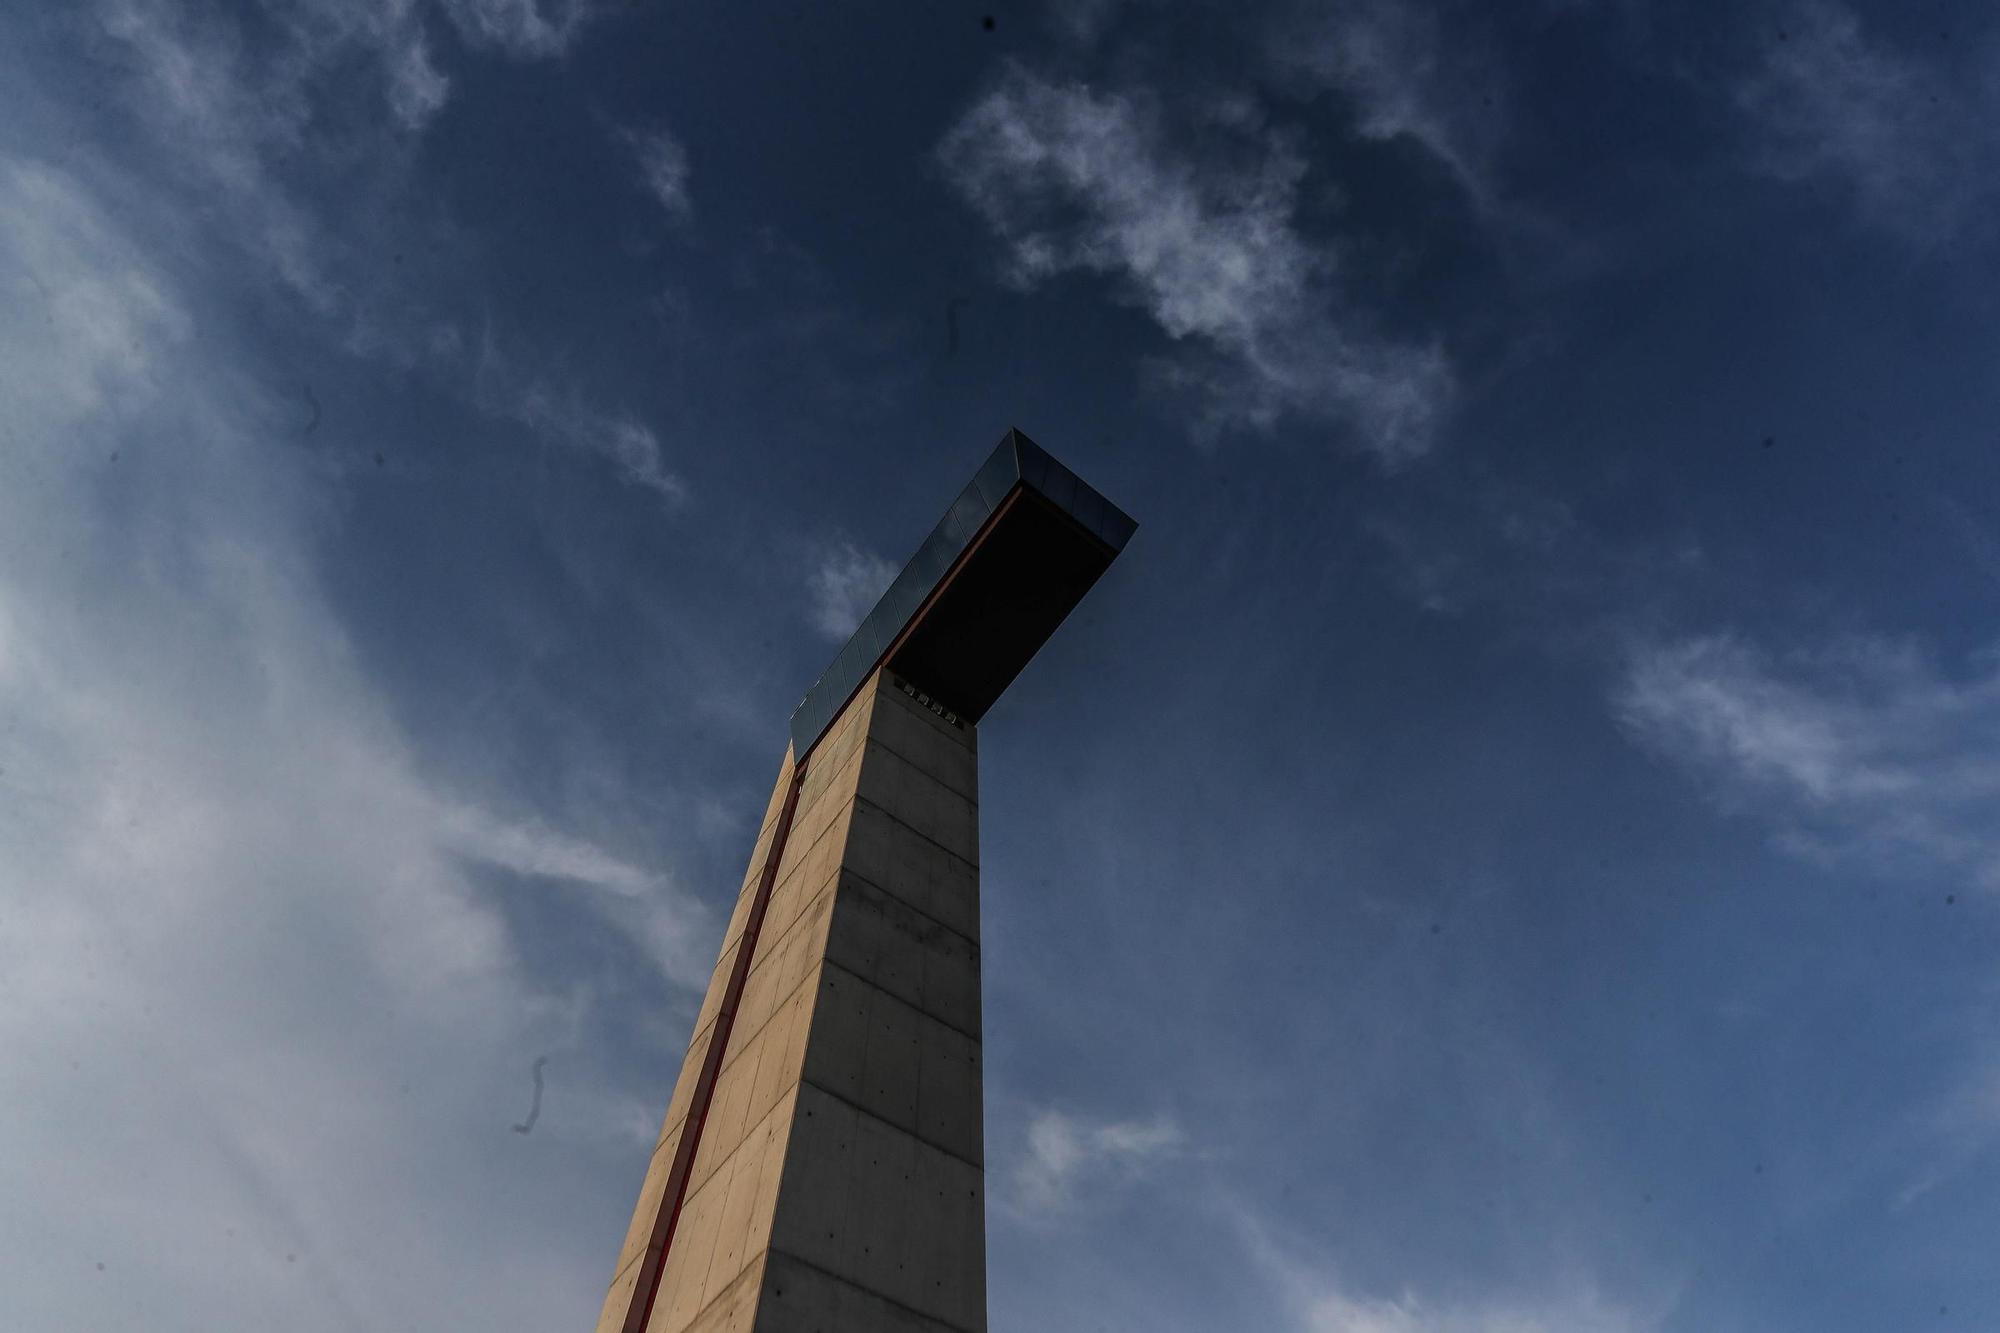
787,429 -> 1136,760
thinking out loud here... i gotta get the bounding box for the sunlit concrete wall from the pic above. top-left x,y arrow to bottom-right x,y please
597,669 -> 986,1333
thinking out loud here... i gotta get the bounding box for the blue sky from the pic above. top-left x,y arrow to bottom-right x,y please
3,1 -> 1999,1329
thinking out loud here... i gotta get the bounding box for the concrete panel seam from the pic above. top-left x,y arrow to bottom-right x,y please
608,1248 -> 643,1288
759,795 -> 854,909
854,746 -> 979,835
713,944 -> 829,1083
819,955 -> 982,1045
668,1250 -> 769,1333
795,1076 -> 984,1173
652,1106 -> 689,1156
863,733 -> 978,801
761,1247 -> 983,1333
850,794 -> 979,873
832,866 -> 981,953
740,867 -> 841,985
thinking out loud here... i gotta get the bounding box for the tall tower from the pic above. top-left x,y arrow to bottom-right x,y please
595,430 -> 1135,1333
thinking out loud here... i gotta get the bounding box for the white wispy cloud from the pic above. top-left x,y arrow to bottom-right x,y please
1052,0 -> 1507,205
440,803 -> 715,986
87,0 -> 674,497
263,0 -> 454,130
1896,1063 -> 2000,1211
1007,1107 -> 1185,1215
937,67 -> 1453,460
440,805 -> 666,895
1239,1211 -> 1669,1333
95,0 -> 349,310
625,125 -> 694,222
0,160 -> 193,429
1289,1272 -> 1658,1333
384,22 -> 452,128
496,370 -> 690,501
1736,1 -> 1990,244
1264,0 -> 1506,205
1615,633 -> 2000,888
0,152 -> 702,1331
435,0 -> 597,58
806,540 -> 898,640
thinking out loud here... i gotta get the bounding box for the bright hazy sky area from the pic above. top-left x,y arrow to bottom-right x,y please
4,2 -> 2000,1330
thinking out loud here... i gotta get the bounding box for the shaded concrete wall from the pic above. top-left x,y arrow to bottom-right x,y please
596,669 -> 986,1333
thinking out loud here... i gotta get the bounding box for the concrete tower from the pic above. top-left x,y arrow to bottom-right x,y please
595,430 -> 1135,1333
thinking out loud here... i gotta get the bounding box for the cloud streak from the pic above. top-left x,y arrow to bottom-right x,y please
938,67 -> 1453,460
806,540 -> 897,640
86,0 -> 675,497
475,349 -> 690,501
1736,1 -> 1992,244
625,125 -> 694,223
1238,1210 -> 1667,1333
1006,1106 -> 1184,1215
436,0 -> 598,58
1616,633 -> 2000,888
1264,0 -> 1506,206
0,149 -> 702,1332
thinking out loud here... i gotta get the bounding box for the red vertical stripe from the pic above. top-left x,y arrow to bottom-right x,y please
623,755 -> 808,1333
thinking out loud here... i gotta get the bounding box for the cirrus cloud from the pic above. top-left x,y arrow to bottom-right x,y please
1616,632 -> 2000,888
0,149 -> 705,1333
1006,1106 -> 1186,1216
937,66 -> 1453,461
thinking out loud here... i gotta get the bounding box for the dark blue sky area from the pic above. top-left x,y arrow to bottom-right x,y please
4,2 -> 1999,1330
